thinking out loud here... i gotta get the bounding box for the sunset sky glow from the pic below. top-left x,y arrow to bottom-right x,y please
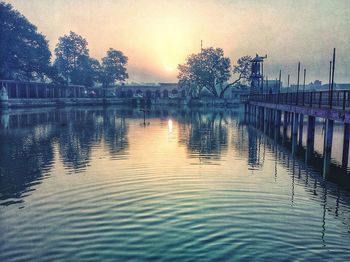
6,0 -> 350,84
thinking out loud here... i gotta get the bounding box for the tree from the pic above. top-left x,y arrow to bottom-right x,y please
54,31 -> 90,84
178,47 -> 252,98
219,55 -> 252,96
0,2 -> 52,81
100,48 -> 128,88
70,56 -> 101,87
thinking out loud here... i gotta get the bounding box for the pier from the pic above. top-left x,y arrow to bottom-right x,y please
245,90 -> 350,177
244,49 -> 350,177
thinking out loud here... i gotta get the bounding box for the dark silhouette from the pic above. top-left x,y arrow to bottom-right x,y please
100,48 -> 129,88
0,2 -> 52,81
54,31 -> 99,86
178,47 -> 251,98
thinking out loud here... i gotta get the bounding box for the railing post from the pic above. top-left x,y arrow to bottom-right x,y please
306,116 -> 316,163
323,119 -> 334,177
319,92 -> 322,108
302,90 -> 305,106
343,91 -> 346,111
310,92 -> 313,107
342,123 -> 350,170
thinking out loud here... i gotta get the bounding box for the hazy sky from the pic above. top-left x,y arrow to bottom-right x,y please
6,0 -> 350,84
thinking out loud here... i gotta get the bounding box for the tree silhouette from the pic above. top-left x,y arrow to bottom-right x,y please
54,31 -> 100,86
100,48 -> 128,88
178,47 -> 251,98
0,2 -> 52,81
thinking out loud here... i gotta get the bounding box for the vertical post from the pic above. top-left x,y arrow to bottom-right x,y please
15,83 -> 19,98
283,111 -> 288,144
270,108 -> 274,135
261,62 -> 264,93
306,116 -> 315,163
342,123 -> 350,170
275,110 -> 281,127
330,48 -> 336,109
247,104 -> 251,123
26,84 -> 29,98
328,61 -> 332,108
292,112 -> 299,155
275,110 -> 281,141
302,68 -> 306,106
298,114 -> 304,147
264,107 -> 268,133
296,62 -> 300,105
35,85 -> 39,98
258,106 -> 261,129
278,70 -> 281,104
323,119 -> 334,177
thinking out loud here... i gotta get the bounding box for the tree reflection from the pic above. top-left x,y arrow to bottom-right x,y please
103,109 -> 129,159
0,125 -> 55,205
58,111 -> 103,172
0,108 -> 129,205
177,110 -> 229,163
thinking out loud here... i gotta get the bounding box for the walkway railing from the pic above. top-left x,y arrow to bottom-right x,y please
250,90 -> 350,111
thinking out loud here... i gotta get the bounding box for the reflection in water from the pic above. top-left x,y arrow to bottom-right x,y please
168,119 -> 173,133
0,108 -> 129,204
177,111 -> 229,164
241,124 -> 350,234
1,106 -> 350,261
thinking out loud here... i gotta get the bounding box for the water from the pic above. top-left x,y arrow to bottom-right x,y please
1,106 -> 350,261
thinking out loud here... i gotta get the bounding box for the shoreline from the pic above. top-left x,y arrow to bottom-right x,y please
1,97 -> 242,109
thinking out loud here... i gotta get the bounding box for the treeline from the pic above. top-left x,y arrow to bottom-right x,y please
0,2 -> 128,87
178,48 -> 252,98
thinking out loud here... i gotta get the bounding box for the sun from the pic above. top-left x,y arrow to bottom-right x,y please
165,65 -> 175,72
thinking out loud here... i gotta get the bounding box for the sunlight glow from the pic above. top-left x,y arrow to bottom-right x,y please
6,0 -> 350,83
168,119 -> 173,133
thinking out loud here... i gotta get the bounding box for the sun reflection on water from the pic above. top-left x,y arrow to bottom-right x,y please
168,119 -> 173,133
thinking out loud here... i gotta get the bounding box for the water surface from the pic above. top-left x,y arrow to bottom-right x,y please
1,106 -> 350,261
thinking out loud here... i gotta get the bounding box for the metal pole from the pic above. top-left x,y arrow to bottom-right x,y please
303,68 -> 306,105
279,70 -> 282,93
330,48 -> 336,109
261,62 -> 264,93
278,70 -> 281,104
287,74 -> 290,103
266,76 -> 268,94
296,62 -> 300,105
328,61 -> 332,108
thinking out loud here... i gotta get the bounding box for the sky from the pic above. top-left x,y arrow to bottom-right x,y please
6,0 -> 350,84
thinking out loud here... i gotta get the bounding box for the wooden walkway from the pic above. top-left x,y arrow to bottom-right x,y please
246,90 -> 350,177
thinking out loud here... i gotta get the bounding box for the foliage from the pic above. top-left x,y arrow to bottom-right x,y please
177,48 -> 230,98
220,55 -> 252,95
100,48 -> 128,87
54,31 -> 94,85
70,56 -> 101,87
0,2 -> 52,81
178,47 -> 252,98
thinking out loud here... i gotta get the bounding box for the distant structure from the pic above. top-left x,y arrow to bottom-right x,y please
250,54 -> 267,95
115,83 -> 185,99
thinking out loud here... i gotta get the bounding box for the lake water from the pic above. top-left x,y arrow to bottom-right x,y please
1,106 -> 350,261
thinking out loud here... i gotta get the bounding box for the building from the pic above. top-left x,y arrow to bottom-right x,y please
115,83 -> 185,99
